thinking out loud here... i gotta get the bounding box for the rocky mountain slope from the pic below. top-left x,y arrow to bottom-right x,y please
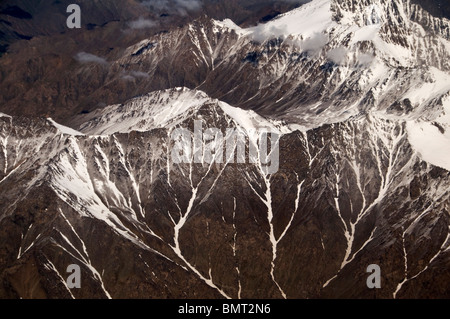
1,86 -> 449,298
0,0 -> 449,298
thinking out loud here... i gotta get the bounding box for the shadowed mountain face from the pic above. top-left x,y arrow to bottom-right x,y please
0,0 -> 450,299
411,0 -> 450,19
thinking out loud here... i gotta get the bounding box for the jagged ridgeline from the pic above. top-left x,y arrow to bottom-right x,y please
0,0 -> 450,298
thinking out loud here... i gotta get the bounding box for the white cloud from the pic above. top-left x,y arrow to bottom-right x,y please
249,24 -> 289,43
301,33 -> 328,53
176,0 -> 202,11
74,52 -> 108,65
120,70 -> 150,81
357,53 -> 375,66
327,47 -> 348,65
142,0 -> 202,16
279,0 -> 312,3
128,17 -> 158,29
121,75 -> 136,81
129,71 -> 150,78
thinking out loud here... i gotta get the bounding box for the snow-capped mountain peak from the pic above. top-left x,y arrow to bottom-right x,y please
47,118 -> 84,136
77,87 -> 293,137
78,88 -> 210,135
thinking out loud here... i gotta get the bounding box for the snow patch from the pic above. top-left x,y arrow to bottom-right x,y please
80,88 -> 211,135
48,118 -> 84,136
406,121 -> 450,172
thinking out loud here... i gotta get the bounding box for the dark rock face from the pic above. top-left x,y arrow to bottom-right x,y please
0,6 -> 33,20
0,0 -> 301,56
411,0 -> 450,20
